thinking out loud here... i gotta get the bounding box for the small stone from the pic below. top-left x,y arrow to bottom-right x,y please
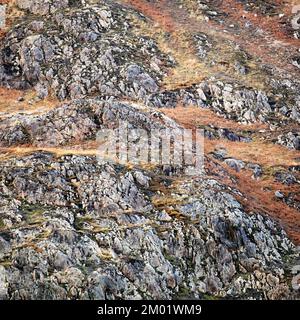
275,191 -> 284,199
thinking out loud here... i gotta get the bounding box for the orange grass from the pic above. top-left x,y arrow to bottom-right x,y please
0,87 -> 60,116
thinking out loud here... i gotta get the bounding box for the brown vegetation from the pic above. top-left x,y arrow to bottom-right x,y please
161,105 -> 300,244
122,0 -> 177,32
225,166 -> 300,245
161,107 -> 268,131
123,0 -> 276,91
162,106 -> 300,167
0,0 -> 299,245
0,87 -> 60,117
221,0 -> 300,46
0,143 -> 99,161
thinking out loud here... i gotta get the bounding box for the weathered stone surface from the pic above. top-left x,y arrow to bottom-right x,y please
0,99 -> 180,147
0,0 -> 299,302
147,80 -> 299,125
277,132 -> 300,150
0,0 -> 172,100
0,153 -> 298,300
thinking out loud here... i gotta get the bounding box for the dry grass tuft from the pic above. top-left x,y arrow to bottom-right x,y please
162,105 -> 300,244
125,0 -> 272,91
205,139 -> 300,168
0,87 -> 60,117
0,142 -> 100,161
162,106 -> 300,168
161,106 -> 268,131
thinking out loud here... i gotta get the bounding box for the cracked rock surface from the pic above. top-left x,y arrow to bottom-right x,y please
0,0 -> 171,100
0,0 -> 299,300
0,153 -> 298,300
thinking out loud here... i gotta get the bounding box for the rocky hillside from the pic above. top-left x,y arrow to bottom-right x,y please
0,0 -> 299,300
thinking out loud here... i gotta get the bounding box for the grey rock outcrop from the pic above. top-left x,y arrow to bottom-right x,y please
0,99 -> 180,147
0,0 -> 299,302
0,153 -> 298,300
0,0 -> 171,100
277,132 -> 300,150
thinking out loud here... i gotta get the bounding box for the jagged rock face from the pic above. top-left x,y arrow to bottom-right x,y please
277,132 -> 300,150
0,0 -> 300,302
1,0 -> 300,133
0,99 -> 180,147
0,97 -> 253,149
0,153 -> 298,300
15,0 -> 70,15
1,0 -> 299,129
148,80 -> 300,126
148,81 -> 274,123
0,0 -> 171,100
